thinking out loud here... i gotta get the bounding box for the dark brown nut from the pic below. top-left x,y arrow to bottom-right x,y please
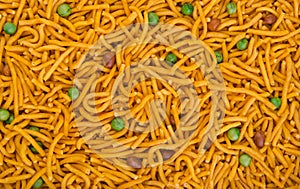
204,138 -> 213,150
127,157 -> 142,168
208,18 -> 221,31
170,115 -> 175,126
263,14 -> 277,25
103,52 -> 116,68
254,131 -> 265,148
3,65 -> 11,76
160,149 -> 175,160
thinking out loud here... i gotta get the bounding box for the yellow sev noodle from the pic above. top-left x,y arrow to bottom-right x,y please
0,0 -> 299,188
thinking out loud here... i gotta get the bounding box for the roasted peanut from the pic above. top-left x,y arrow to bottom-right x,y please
263,14 -> 277,25
3,65 -> 11,76
103,52 -> 116,68
254,131 -> 265,148
160,149 -> 175,160
127,157 -> 142,168
208,18 -> 221,31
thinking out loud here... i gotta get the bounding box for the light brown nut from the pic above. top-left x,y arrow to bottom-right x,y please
103,52 -> 116,69
208,18 -> 221,31
263,14 -> 277,25
3,65 -> 11,76
170,115 -> 175,126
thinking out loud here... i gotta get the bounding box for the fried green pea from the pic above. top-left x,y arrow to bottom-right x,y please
227,127 -> 240,142
0,109 -> 10,121
181,3 -> 194,16
68,87 -> 80,100
270,97 -> 281,110
239,154 -> 251,167
236,38 -> 249,50
226,2 -> 237,15
5,114 -> 14,124
111,117 -> 125,131
165,53 -> 177,66
30,141 -> 43,154
148,12 -> 159,26
215,51 -> 223,64
3,22 -> 17,35
57,3 -> 72,17
32,178 -> 44,189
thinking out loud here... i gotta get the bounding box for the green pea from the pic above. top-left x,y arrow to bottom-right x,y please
148,12 -> 159,26
111,117 -> 125,131
29,126 -> 40,132
270,97 -> 281,110
57,3 -> 72,17
227,127 -> 240,142
165,53 -> 177,66
32,177 -> 44,189
5,114 -> 14,124
28,126 -> 40,138
30,141 -> 43,154
0,109 -> 10,121
239,154 -> 251,167
226,2 -> 237,15
68,87 -> 80,100
181,3 -> 194,16
215,51 -> 223,64
3,22 -> 17,35
236,38 -> 248,50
